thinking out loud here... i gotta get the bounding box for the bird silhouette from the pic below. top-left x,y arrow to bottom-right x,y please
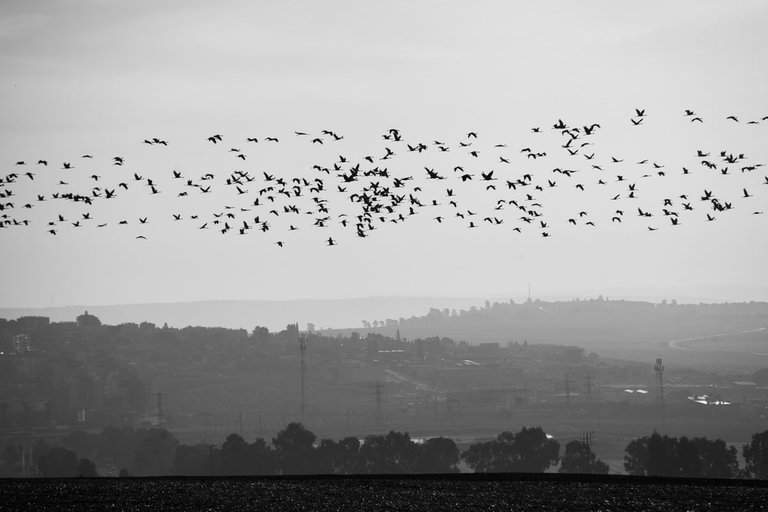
1,111 -> 763,244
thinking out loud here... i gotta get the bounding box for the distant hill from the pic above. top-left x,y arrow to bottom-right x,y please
320,298 -> 768,369
325,298 -> 768,342
0,297 -> 488,332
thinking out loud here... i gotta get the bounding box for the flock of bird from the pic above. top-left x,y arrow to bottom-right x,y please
1,110 -> 767,247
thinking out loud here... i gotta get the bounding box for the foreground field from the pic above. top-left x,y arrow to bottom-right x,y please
2,475 -> 767,511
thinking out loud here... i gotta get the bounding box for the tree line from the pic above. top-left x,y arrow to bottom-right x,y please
2,424 -> 768,479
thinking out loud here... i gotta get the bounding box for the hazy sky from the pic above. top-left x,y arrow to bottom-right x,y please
1,1 -> 767,308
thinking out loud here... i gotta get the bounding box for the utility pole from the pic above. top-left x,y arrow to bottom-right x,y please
585,373 -> 593,405
655,358 -> 666,430
298,326 -> 308,423
565,375 -> 570,404
238,411 -> 243,436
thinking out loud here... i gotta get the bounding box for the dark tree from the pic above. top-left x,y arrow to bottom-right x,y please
38,446 -> 78,477
382,431 -> 421,473
336,436 -> 362,474
676,436 -> 702,477
512,427 -> 561,472
77,458 -> 98,477
248,437 -> 276,475
272,423 -> 318,474
32,440 -> 52,473
63,431 -> 98,460
315,436 -> 360,474
416,437 -> 460,473
357,431 -> 421,474
743,430 -> 768,479
461,439 -> 498,473
624,436 -> 649,476
98,427 -> 138,469
462,427 -> 559,473
0,445 -> 23,477
356,434 -> 389,473
646,432 -> 679,477
625,433 -> 741,478
174,444 -> 215,476
558,441 -> 609,474
131,429 -> 179,476
694,437 -> 739,479
315,439 -> 339,474
221,433 -> 250,475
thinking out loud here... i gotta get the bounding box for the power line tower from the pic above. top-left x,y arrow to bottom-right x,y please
579,431 -> 595,447
654,358 -> 666,430
298,328 -> 308,423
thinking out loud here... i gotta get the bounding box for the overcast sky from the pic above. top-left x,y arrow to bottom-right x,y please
1,0 -> 767,309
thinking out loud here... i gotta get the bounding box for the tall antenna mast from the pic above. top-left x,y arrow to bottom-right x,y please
654,358 -> 665,430
299,325 -> 308,423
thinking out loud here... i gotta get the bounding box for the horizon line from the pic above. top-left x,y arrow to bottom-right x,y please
2,293 -> 768,312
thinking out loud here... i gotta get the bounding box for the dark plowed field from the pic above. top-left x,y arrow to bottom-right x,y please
2,475 -> 767,511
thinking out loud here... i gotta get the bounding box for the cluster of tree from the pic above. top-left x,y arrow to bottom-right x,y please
177,423 -> 461,476
184,425 -> 607,476
4,425 -> 768,478
462,427 -> 562,473
37,447 -> 98,477
0,426 -> 178,477
1,442 -> 97,478
624,431 -> 768,479
459,427 -> 608,475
